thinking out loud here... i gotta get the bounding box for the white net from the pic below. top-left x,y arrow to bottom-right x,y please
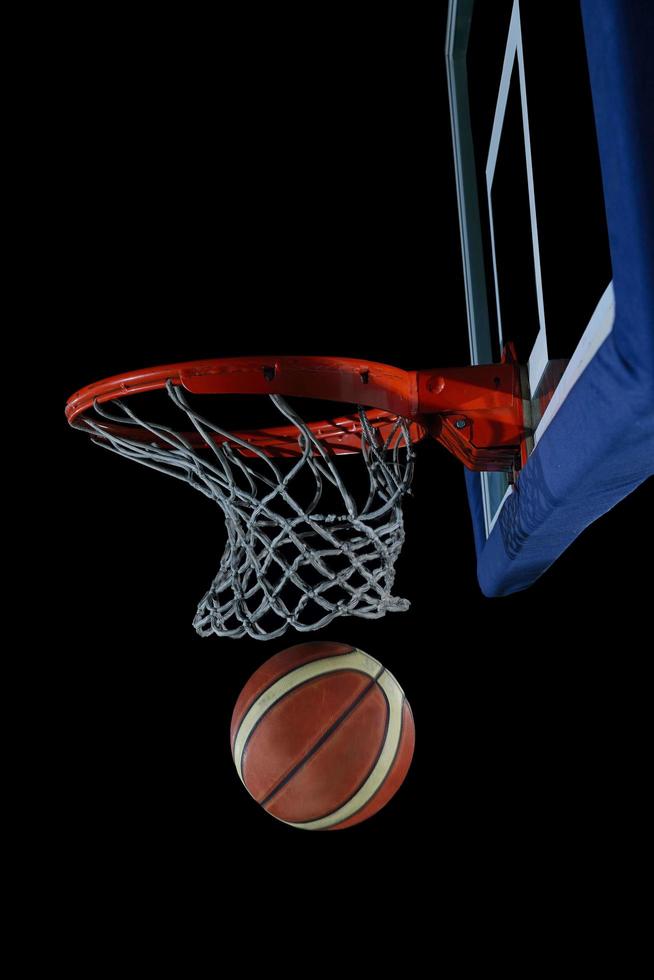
78,382 -> 415,640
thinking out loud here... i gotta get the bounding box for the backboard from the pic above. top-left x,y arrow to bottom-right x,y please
446,0 -> 653,594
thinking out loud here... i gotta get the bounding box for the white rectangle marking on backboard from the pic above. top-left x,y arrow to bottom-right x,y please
486,0 -> 549,400
528,326 -> 549,400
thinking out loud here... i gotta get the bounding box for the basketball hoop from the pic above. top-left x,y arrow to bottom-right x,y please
66,354 -> 527,639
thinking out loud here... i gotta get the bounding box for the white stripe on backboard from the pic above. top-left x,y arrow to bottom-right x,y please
486,0 -> 548,387
534,281 -> 615,446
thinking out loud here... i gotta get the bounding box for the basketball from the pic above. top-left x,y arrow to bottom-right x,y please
230,641 -> 415,830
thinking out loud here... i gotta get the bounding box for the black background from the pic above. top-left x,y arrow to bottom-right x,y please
58,2 -> 649,907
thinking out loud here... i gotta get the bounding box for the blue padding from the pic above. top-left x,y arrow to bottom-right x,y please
472,0 -> 654,596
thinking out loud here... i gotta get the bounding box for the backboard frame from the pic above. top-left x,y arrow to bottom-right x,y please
446,0 -> 653,593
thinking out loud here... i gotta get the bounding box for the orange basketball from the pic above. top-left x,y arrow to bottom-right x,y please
230,641 -> 415,830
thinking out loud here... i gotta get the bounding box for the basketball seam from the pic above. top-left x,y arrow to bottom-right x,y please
322,696 -> 410,831
289,681 -> 394,828
231,650 -> 385,782
231,644 -> 356,738
273,668 -> 411,829
237,668 -> 378,799
258,666 -> 385,808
